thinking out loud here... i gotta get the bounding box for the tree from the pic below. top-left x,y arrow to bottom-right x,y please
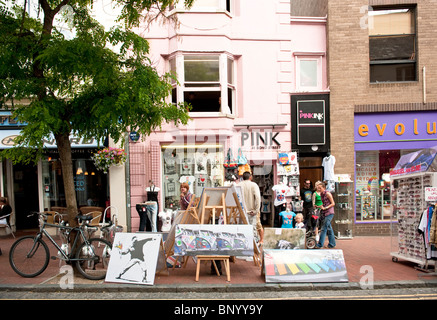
0,0 -> 193,225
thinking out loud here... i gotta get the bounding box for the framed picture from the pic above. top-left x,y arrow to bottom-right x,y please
263,228 -> 306,250
264,249 -> 349,283
174,224 -> 254,256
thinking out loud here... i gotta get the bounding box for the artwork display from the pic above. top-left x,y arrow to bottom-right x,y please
174,224 -> 254,256
264,249 -> 349,283
105,233 -> 163,285
263,228 -> 306,250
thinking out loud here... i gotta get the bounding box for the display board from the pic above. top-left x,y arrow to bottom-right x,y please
105,233 -> 163,285
263,228 -> 306,250
174,224 -> 254,256
264,249 -> 348,283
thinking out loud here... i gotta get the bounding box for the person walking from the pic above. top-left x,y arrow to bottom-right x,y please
315,181 -> 336,249
239,171 -> 264,245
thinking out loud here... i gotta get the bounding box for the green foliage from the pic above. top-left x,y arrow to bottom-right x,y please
0,0 -> 192,164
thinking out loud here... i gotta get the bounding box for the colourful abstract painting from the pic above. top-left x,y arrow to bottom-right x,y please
174,224 -> 254,256
264,249 -> 348,283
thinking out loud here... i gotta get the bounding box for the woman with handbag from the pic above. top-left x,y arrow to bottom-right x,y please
315,181 -> 336,249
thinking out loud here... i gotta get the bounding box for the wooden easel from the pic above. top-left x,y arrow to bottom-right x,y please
228,192 -> 262,268
165,187 -> 262,279
164,194 -> 199,260
194,189 -> 231,281
199,191 -> 227,224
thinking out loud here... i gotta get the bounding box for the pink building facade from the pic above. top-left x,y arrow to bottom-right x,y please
128,0 -> 328,232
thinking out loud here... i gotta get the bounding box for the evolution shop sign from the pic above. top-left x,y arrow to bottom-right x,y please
354,111 -> 437,151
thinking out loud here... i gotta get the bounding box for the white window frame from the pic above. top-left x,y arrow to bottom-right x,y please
294,53 -> 323,92
169,52 -> 235,116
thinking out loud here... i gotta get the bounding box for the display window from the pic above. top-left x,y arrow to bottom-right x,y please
42,149 -> 109,210
161,145 -> 224,209
355,149 -> 419,222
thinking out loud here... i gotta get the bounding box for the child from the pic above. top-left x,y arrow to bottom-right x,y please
294,213 -> 305,229
279,203 -> 295,228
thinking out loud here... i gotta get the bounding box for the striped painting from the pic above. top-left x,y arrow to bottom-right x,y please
264,249 -> 348,283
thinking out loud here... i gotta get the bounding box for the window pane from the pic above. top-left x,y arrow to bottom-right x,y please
184,56 -> 220,82
227,58 -> 233,84
169,58 -> 176,84
370,35 -> 415,61
184,91 -> 221,112
369,8 -> 415,36
370,63 -> 415,82
171,88 -> 177,104
184,83 -> 220,88
300,60 -> 317,87
227,87 -> 233,114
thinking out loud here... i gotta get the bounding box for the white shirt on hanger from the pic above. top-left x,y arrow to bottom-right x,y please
323,155 -> 336,181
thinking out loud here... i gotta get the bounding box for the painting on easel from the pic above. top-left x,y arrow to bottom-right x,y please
174,224 -> 254,256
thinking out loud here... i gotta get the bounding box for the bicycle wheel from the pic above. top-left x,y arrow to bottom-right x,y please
9,236 -> 50,278
75,238 -> 112,280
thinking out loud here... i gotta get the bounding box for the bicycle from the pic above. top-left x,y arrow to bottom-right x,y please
9,212 -> 112,280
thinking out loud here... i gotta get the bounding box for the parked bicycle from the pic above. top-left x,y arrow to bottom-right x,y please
9,211 -> 112,280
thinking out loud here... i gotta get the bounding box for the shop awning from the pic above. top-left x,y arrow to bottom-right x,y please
0,129 -> 100,149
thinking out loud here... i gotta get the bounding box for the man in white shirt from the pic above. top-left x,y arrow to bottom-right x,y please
239,171 -> 264,244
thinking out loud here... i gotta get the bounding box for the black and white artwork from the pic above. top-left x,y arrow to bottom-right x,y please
174,224 -> 254,256
105,233 -> 162,285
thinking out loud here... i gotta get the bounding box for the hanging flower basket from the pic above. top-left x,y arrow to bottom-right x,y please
92,147 -> 127,173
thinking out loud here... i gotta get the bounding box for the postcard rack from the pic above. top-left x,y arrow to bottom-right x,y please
390,172 -> 437,270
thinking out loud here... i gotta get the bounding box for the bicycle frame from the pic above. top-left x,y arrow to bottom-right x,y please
33,219 -> 95,262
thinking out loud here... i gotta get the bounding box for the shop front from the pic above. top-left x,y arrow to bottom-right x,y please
354,110 -> 437,234
129,121 -> 294,231
0,113 -> 110,231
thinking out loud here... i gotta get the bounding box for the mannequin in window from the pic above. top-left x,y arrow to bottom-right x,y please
137,180 -> 159,232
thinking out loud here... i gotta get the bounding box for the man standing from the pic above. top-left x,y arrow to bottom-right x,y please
300,179 -> 314,228
239,171 -> 264,245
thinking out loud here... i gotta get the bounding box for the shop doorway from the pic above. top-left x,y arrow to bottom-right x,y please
251,165 -> 274,227
13,163 -> 39,229
299,156 -> 323,188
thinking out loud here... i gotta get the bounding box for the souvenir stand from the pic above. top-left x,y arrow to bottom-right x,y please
390,147 -> 437,273
272,152 -> 300,227
333,175 -> 354,239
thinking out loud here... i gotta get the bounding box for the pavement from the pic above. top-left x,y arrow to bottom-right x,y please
1,229 -> 437,295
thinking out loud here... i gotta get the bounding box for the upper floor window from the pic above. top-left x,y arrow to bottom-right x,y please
170,53 -> 235,115
295,54 -> 323,92
369,6 -> 417,83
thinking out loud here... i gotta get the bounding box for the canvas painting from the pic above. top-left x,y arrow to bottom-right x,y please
174,224 -> 253,256
263,228 -> 306,250
264,249 -> 349,283
105,233 -> 162,285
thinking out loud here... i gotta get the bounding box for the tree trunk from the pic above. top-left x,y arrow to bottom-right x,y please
55,132 -> 79,226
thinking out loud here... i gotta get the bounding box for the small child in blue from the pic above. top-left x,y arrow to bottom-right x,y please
279,204 -> 296,228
